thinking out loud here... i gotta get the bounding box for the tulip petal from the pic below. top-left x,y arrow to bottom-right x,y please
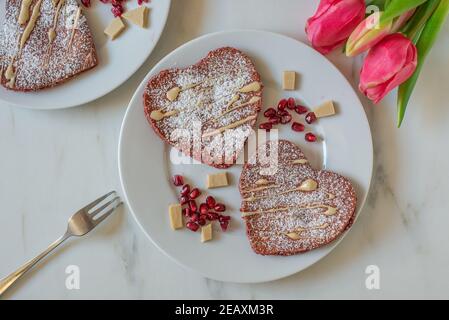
360,34 -> 412,88
306,0 -> 366,54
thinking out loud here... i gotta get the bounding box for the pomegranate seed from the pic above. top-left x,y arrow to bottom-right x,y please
277,99 -> 288,111
259,122 -> 273,131
264,108 -> 277,118
219,215 -> 231,222
198,218 -> 207,226
214,204 -> 226,212
280,114 -> 292,124
220,220 -> 229,232
180,196 -> 189,205
206,212 -> 219,221
200,203 -> 209,215
305,112 -> 317,124
189,188 -> 201,199
295,105 -> 308,114
305,132 -> 317,142
206,196 -> 216,209
292,122 -> 305,132
268,116 -> 280,125
186,222 -> 199,232
111,5 -> 123,17
81,0 -> 91,7
189,200 -> 198,212
287,98 -> 296,110
181,184 -> 190,196
172,175 -> 184,187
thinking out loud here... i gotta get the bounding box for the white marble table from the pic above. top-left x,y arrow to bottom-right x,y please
1,0 -> 449,299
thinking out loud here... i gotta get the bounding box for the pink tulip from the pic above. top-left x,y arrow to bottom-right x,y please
306,0 -> 366,55
359,33 -> 418,104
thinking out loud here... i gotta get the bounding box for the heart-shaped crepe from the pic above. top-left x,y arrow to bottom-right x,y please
0,0 -> 98,91
240,140 -> 357,255
143,47 -> 263,169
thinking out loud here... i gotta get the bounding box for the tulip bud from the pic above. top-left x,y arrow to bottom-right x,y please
346,9 -> 416,57
306,0 -> 366,55
359,33 -> 418,104
346,12 -> 393,57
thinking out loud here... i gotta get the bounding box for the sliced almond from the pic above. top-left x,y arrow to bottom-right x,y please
169,204 -> 183,230
104,17 -> 125,40
201,224 -> 213,243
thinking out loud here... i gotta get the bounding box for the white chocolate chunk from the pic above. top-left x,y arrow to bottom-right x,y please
314,101 -> 336,118
104,17 -> 126,40
207,173 -> 229,189
201,224 -> 213,243
122,6 -> 149,28
169,204 -> 183,230
282,71 -> 296,90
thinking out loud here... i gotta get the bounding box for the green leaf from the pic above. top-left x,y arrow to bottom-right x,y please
397,0 -> 449,127
402,0 -> 440,40
365,0 -> 387,10
381,0 -> 429,23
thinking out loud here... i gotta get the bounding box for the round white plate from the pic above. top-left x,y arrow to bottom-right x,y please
119,30 -> 373,283
0,0 -> 170,109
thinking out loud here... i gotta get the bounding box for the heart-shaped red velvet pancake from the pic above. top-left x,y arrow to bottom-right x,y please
239,140 -> 357,255
143,47 -> 263,169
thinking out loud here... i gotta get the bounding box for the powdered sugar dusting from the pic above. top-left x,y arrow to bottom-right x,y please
0,0 -> 97,91
240,140 -> 357,255
143,47 -> 263,168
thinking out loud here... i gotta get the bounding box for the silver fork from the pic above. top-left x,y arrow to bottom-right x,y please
0,191 -> 122,297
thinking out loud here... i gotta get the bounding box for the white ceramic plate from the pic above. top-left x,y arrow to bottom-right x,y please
119,30 -> 373,283
0,0 -> 170,109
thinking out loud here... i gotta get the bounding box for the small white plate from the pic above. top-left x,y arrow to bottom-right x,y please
119,30 -> 373,283
0,0 -> 170,109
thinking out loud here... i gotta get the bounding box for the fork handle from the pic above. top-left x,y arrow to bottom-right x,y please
0,233 -> 70,297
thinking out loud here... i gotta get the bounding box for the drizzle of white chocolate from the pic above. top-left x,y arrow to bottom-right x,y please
285,223 -> 330,240
166,82 -> 203,102
20,0 -> 43,51
202,115 -> 257,138
292,159 -> 309,165
226,94 -> 240,110
212,96 -> 261,122
18,0 -> 33,26
48,0 -> 65,43
150,109 -> 179,121
243,179 -> 318,202
68,6 -> 81,49
239,81 -> 262,93
255,179 -> 270,186
241,204 -> 337,217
